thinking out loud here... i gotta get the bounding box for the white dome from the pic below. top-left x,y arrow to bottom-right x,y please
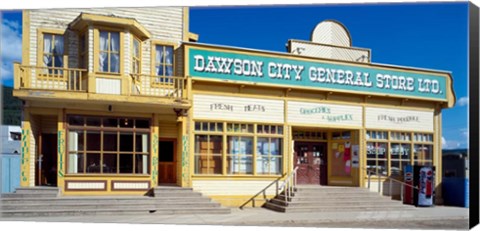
311,20 -> 351,47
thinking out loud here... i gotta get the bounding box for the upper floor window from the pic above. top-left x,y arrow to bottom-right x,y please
43,33 -> 64,68
99,31 -> 120,73
154,45 -> 174,76
132,38 -> 141,74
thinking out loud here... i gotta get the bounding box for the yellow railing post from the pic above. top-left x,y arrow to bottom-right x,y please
13,63 -> 20,89
185,76 -> 192,100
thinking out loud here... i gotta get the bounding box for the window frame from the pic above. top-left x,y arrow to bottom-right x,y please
365,130 -> 434,178
193,121 -> 285,177
93,27 -> 124,76
37,29 -> 67,72
66,115 -> 151,176
151,40 -> 177,80
131,36 -> 142,75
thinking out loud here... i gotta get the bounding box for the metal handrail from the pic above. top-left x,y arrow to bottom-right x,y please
279,166 -> 299,204
239,166 -> 299,209
362,167 -> 418,202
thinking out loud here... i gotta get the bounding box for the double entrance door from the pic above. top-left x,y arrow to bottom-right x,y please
294,142 -> 328,185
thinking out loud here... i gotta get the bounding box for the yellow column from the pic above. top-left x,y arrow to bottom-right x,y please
57,109 -> 66,193
151,114 -> 159,187
179,116 -> 190,187
20,108 -> 31,187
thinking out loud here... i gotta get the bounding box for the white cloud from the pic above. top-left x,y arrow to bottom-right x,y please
442,136 -> 461,150
460,128 -> 468,139
1,18 -> 22,81
457,96 -> 468,107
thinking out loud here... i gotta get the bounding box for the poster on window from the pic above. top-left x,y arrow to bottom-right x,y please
351,145 -> 359,168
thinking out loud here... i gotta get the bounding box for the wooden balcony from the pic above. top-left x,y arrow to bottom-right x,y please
13,63 -> 191,109
14,64 -> 88,92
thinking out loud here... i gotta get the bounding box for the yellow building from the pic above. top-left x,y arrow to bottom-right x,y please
13,8 -> 455,207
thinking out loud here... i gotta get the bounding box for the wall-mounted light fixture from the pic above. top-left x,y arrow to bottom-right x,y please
173,108 -> 187,117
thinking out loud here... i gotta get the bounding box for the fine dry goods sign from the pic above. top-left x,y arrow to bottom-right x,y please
365,107 -> 434,132
187,47 -> 450,102
193,94 -> 284,123
287,101 -> 362,127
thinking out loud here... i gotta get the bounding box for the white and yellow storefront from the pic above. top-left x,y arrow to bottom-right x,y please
183,42 -> 455,206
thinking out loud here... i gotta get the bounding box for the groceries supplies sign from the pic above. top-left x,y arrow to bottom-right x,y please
188,47 -> 448,101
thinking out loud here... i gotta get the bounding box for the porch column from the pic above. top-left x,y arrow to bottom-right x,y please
57,109 -> 66,193
20,108 -> 32,187
178,116 -> 190,187
151,114 -> 159,187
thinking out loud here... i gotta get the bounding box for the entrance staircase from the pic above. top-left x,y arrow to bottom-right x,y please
0,186 -> 230,217
264,185 -> 415,213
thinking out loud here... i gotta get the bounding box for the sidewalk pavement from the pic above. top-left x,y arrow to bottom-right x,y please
0,205 -> 470,229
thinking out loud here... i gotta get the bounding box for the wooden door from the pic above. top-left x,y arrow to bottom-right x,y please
158,139 -> 176,184
294,142 -> 327,185
36,133 -> 57,186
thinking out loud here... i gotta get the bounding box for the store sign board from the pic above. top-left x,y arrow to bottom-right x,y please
193,94 -> 284,123
287,101 -> 362,127
365,107 -> 434,132
188,47 -> 448,101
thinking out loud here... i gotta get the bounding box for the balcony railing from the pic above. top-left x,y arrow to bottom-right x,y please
14,63 -> 87,92
14,63 -> 190,101
130,74 -> 186,99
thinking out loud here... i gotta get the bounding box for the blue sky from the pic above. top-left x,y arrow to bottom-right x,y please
0,2 -> 469,149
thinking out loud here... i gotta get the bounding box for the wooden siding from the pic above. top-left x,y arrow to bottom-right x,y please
365,107 -> 434,132
159,123 -> 177,138
40,116 -> 57,134
193,94 -> 285,123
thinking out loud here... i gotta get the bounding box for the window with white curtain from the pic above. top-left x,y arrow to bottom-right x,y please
99,31 -> 120,73
43,33 -> 64,70
132,38 -> 141,74
154,45 -> 174,77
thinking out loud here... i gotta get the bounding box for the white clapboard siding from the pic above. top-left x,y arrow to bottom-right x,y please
124,32 -> 131,76
287,101 -> 362,127
192,180 -> 278,196
28,7 -> 184,75
365,107 -> 434,132
96,78 -> 121,94
193,94 -> 284,123
88,27 -> 94,72
311,21 -> 351,47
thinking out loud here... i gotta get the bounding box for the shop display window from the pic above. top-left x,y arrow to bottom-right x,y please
67,115 -> 150,175
194,135 -> 222,174
365,130 -> 434,177
366,142 -> 387,176
256,137 -> 282,175
193,121 -> 283,176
